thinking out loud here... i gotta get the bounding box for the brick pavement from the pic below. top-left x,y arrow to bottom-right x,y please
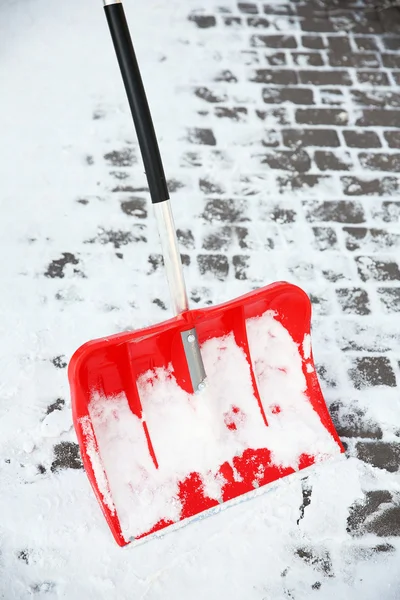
177,0 -> 400,548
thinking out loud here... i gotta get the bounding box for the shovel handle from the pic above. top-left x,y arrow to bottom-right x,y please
102,1 -> 207,391
103,0 -> 169,205
103,0 -> 189,317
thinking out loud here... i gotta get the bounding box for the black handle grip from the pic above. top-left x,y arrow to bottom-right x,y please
104,2 -> 169,204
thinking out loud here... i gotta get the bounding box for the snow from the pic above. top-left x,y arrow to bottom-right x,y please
0,0 -> 399,598
80,415 -> 116,514
88,311 -> 340,540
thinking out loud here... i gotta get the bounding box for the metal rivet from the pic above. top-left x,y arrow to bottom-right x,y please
198,381 -> 206,391
187,334 -> 196,343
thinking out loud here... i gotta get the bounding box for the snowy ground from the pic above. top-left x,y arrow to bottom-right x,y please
1,0 -> 400,598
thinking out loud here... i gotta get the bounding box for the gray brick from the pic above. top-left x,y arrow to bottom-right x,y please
177,229 -> 195,249
347,12 -> 383,35
316,362 -> 338,388
356,110 -> 400,127
190,287 -> 213,305
194,87 -> 227,103
349,357 -> 397,389
327,36 -> 352,55
382,53 -> 400,69
356,71 -> 390,86
383,36 -> 400,50
320,89 -> 344,106
296,4 -> 328,18
301,18 -> 335,33
104,147 -> 135,167
321,256 -> 353,283
282,128 -> 340,148
380,6 -> 400,34
296,108 -> 348,126
359,152 -> 400,172
187,128 -> 217,146
294,547 -> 333,577
384,131 -> 400,148
148,253 -> 163,272
250,69 -> 297,85
329,50 -> 380,69
250,34 -> 297,48
354,37 -> 379,51
261,129 -> 280,147
238,2 -> 258,14
302,35 -> 326,49
180,254 -> 191,267
45,253 -> 80,279
371,201 -> 400,222
365,507 -> 400,537
215,106 -> 247,121
292,52 -> 324,67
327,51 -> 352,68
262,87 -> 314,105
265,53 -> 286,66
347,491 -> 400,537
180,151 -> 202,167
188,14 -> 216,28
343,227 -> 400,252
309,292 -> 333,316
167,179 -> 184,193
223,16 -> 242,27
342,176 -> 399,196
51,356 -> 67,369
236,226 -> 249,248
255,107 -> 289,125
232,255 -> 249,280
214,70 -> 238,83
329,402 -> 382,439
312,227 -> 338,251
356,256 -> 400,282
120,197 -> 147,219
267,207 -> 297,223
314,150 -> 353,171
356,442 -> 400,472
51,442 -> 82,472
351,53 -> 380,68
337,319 -> 400,353
378,288 -> 400,313
343,130 -> 381,148
299,71 -> 352,86
336,287 -> 371,315
304,200 -> 365,224
263,3 -> 294,16
203,226 -> 232,251
202,199 -> 248,223
351,90 -> 400,108
247,17 -> 270,27
199,177 -> 225,194
197,254 -> 229,280
260,149 -> 311,172
277,173 -> 327,192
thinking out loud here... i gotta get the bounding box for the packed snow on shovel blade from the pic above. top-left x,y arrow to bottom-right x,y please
86,311 -> 340,540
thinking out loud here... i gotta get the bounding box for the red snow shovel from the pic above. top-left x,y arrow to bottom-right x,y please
68,0 -> 344,547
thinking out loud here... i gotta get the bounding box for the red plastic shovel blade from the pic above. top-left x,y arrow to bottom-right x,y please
68,282 -> 344,546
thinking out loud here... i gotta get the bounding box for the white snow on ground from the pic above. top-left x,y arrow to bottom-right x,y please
0,0 -> 399,598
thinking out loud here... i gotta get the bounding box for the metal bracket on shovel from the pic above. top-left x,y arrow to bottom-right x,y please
181,329 -> 207,393
103,0 -> 207,392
